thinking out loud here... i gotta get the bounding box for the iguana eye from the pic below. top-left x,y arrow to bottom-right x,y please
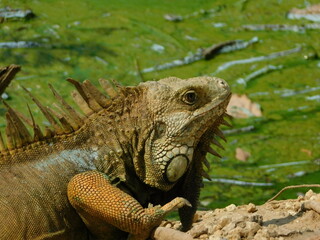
182,90 -> 197,105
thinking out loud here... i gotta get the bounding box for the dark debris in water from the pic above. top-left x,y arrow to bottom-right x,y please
141,37 -> 258,73
0,41 -> 41,49
243,23 -> 320,33
0,7 -> 36,21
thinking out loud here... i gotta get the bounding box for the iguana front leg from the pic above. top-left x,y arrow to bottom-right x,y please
67,171 -> 191,240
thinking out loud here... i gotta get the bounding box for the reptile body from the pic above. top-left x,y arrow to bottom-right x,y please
0,75 -> 231,239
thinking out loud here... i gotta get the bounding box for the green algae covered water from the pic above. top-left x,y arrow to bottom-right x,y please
0,0 -> 319,209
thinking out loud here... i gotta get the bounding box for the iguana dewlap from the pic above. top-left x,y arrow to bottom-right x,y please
0,76 -> 231,240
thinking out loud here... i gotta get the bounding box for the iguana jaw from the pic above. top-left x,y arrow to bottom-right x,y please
139,76 -> 231,191
160,93 -> 231,184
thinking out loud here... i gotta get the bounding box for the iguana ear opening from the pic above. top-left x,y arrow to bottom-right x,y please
154,121 -> 166,139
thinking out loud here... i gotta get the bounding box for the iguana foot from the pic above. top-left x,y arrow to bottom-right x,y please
161,197 -> 192,212
128,198 -> 191,240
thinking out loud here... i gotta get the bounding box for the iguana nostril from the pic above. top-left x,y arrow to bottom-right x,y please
218,80 -> 226,88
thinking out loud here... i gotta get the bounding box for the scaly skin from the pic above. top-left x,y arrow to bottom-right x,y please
68,171 -> 191,240
0,75 -> 231,239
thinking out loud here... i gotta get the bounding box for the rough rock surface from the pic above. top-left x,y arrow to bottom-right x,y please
160,190 -> 320,240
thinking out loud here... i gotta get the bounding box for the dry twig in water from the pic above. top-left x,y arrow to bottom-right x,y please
267,184 -> 320,202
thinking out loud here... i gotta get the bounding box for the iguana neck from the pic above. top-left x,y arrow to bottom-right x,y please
84,85 -> 151,184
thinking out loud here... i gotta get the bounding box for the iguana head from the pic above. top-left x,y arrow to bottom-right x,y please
135,76 -> 231,191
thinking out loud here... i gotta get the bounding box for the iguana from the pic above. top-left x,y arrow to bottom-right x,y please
0,73 -> 231,240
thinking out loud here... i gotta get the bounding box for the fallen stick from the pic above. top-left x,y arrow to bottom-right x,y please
204,178 -> 273,187
222,125 -> 255,135
141,37 -> 258,73
212,47 -> 301,75
276,86 -> 320,97
267,184 -> 320,202
243,23 -> 320,33
258,160 -> 310,169
0,7 -> 35,20
236,64 -> 283,86
164,7 -> 219,22
203,37 -> 258,60
0,41 -> 41,49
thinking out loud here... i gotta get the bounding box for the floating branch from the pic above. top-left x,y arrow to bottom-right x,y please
141,51 -> 202,73
250,86 -> 320,99
267,184 -> 320,202
212,47 -> 301,75
203,37 -> 259,60
164,7 -> 219,22
275,86 -> 320,97
236,64 -> 283,86
243,24 -> 320,33
141,37 -> 258,73
0,41 -> 41,49
222,125 -> 255,135
306,95 -> 320,101
258,160 -> 310,169
204,178 -> 273,186
0,7 -> 35,21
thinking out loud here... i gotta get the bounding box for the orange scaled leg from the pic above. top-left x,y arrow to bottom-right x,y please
67,171 -> 190,240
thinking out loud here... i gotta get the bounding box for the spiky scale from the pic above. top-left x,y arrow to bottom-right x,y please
27,104 -> 43,141
5,113 -> 17,149
71,90 -> 93,116
221,118 -> 232,127
67,78 -> 102,112
67,78 -> 89,102
99,78 -> 118,98
81,85 -> 103,111
44,126 -> 54,138
223,112 -> 233,119
211,137 -> 224,150
207,146 -> 222,158
203,158 -> 210,169
48,84 -> 84,127
59,117 -> 74,133
215,128 -> 226,142
22,86 -> 64,135
47,107 -> 73,133
52,103 -> 80,131
14,110 -> 33,127
83,80 -> 109,108
3,102 -> 32,145
200,168 -> 212,181
0,132 -> 6,151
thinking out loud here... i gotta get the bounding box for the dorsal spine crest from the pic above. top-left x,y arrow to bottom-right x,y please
0,78 -> 138,159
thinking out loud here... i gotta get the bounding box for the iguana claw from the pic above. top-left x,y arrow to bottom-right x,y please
161,197 -> 192,213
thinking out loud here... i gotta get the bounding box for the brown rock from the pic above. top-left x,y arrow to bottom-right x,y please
235,147 -> 251,161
